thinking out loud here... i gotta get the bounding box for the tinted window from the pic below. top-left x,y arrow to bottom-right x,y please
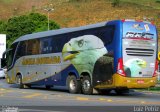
26,39 -> 40,55
40,36 -> 67,54
40,37 -> 53,54
76,26 -> 115,46
52,25 -> 115,53
53,35 -> 68,53
7,43 -> 18,67
16,41 -> 27,58
95,26 -> 115,45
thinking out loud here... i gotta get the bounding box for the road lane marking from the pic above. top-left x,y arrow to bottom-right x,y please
99,98 -> 106,101
76,97 -> 89,101
0,94 -> 160,105
141,101 -> 146,104
107,99 -> 112,102
20,109 -> 64,112
98,98 -> 113,102
23,93 -> 42,98
0,88 -> 159,105
0,88 -> 13,94
0,88 -> 6,91
21,92 -> 30,94
43,96 -> 48,99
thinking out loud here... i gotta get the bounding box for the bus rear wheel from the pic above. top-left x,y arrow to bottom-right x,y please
97,89 -> 111,95
45,85 -> 52,89
16,75 -> 24,89
115,89 -> 129,95
67,75 -> 81,94
81,76 -> 93,95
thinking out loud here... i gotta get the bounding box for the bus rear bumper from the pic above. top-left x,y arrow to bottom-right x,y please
113,74 -> 157,89
95,74 -> 157,89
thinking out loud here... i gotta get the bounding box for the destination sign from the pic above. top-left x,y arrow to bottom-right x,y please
125,32 -> 154,40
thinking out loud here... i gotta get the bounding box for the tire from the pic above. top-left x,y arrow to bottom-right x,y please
46,85 -> 52,89
25,84 -> 31,88
67,75 -> 81,94
97,89 -> 111,95
16,75 -> 24,89
81,76 -> 93,95
115,89 -> 129,95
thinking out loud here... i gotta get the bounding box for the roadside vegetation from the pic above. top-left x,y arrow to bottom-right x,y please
0,0 -> 160,46
0,13 -> 60,47
145,86 -> 160,92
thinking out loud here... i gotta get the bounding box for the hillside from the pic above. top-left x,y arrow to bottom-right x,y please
0,0 -> 160,32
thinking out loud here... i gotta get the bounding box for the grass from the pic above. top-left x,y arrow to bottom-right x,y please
121,0 -> 160,9
0,0 -> 14,4
147,87 -> 160,91
136,87 -> 160,92
0,0 -> 160,36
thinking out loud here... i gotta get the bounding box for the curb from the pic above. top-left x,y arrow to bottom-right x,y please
135,90 -> 160,94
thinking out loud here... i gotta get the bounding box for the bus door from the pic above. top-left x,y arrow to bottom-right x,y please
6,43 -> 19,82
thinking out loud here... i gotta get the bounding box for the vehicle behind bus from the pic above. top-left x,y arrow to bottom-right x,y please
5,19 -> 158,95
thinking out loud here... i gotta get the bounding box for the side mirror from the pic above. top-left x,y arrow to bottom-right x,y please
1,51 -> 7,68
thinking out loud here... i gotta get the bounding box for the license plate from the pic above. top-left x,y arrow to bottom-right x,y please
137,80 -> 144,84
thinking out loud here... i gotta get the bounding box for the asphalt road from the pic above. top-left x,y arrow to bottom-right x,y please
0,79 -> 160,112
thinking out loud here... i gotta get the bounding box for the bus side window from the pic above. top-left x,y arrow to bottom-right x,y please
26,40 -> 33,55
16,41 -> 27,58
7,43 -> 18,67
95,26 -> 115,46
40,37 -> 53,54
51,38 -> 58,53
32,39 -> 40,54
26,39 -> 40,55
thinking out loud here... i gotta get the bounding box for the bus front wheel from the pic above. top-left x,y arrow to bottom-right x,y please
16,75 -> 24,89
81,76 -> 93,95
67,75 -> 81,94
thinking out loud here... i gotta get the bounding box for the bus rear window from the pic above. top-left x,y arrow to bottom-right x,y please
123,21 -> 157,41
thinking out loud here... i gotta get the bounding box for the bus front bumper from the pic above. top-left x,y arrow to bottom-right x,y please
5,74 -> 14,84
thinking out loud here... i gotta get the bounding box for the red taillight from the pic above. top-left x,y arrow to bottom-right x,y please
151,21 -> 154,25
121,19 -> 125,22
136,20 -> 143,22
153,60 -> 159,77
117,58 -> 126,77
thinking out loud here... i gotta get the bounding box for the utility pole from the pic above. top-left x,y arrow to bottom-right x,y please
44,4 -> 54,30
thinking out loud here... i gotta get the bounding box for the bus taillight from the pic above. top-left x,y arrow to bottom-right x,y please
153,60 -> 159,77
117,58 -> 126,77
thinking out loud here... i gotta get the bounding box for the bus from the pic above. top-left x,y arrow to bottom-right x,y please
5,19 -> 158,94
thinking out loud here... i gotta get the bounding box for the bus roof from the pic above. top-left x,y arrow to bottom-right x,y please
13,21 -> 115,44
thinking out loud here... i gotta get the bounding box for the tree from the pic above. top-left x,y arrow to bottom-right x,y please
111,0 -> 120,7
0,13 -> 60,47
0,21 -> 7,34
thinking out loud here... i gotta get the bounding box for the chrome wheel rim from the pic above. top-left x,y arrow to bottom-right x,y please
83,80 -> 90,91
17,76 -> 21,84
70,79 -> 76,90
